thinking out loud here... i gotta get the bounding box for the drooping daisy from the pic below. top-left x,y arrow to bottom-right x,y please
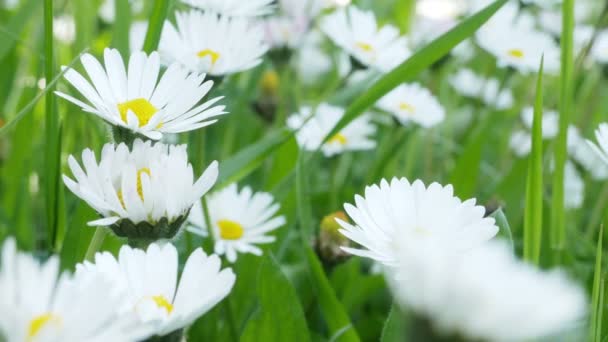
320,6 -> 411,73
0,238 -> 150,342
56,48 -> 226,140
376,83 -> 445,128
76,243 -> 235,338
181,0 -> 275,17
159,10 -> 269,76
99,0 -> 144,23
568,126 -> 608,180
337,178 -> 498,267
287,103 -> 376,157
390,239 -> 587,341
263,0 -> 323,49
62,139 -> 219,241
187,184 -> 286,263
448,69 -> 514,110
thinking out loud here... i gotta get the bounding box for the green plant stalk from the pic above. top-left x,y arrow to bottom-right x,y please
142,0 -> 170,54
44,0 -> 62,251
84,228 -> 108,261
523,58 -> 544,265
113,0 -> 132,59
551,0 -> 574,265
590,225 -> 604,341
585,183 -> 608,239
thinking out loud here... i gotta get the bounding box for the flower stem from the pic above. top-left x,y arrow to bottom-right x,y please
84,228 -> 108,261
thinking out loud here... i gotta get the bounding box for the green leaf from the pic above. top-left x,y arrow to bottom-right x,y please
590,226 -> 604,341
142,0 -> 170,54
321,0 -> 508,143
112,0 -> 132,59
380,306 -> 407,342
490,208 -> 514,251
216,128 -> 293,189
241,255 -> 311,342
523,58 -> 544,265
0,0 -> 39,62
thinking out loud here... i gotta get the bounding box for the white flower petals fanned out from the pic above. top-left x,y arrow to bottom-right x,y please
187,184 -> 286,263
568,126 -> 608,180
287,103 -> 376,157
76,242 -> 236,338
377,83 -> 445,128
55,48 -> 226,140
160,10 -> 269,76
0,238 -> 150,342
63,139 -> 219,226
181,0 -> 275,17
390,239 -> 587,342
320,5 -> 411,73
448,68 -> 514,110
337,178 -> 499,267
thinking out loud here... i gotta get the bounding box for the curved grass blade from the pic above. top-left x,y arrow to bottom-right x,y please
142,0 -> 170,53
321,0 -> 508,143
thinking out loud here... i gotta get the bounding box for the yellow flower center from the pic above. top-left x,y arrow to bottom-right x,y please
507,48 -> 525,59
328,133 -> 348,145
217,219 -> 244,240
398,102 -> 415,114
27,313 -> 61,341
151,295 -> 174,314
356,42 -> 374,52
197,49 -> 221,66
260,70 -> 279,97
116,168 -> 151,209
117,98 -> 158,127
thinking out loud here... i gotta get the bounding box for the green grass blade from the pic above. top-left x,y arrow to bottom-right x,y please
523,58 -> 544,265
551,0 -> 574,265
142,0 -> 170,53
490,208 -> 514,251
321,0 -> 507,143
44,0 -> 61,251
591,225 -> 604,341
112,0 -> 132,58
0,0 -> 39,62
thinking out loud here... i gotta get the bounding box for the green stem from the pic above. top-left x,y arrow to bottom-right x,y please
84,228 -> 108,261
585,183 -> 608,239
142,0 -> 170,54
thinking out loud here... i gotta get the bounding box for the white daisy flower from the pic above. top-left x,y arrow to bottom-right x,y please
294,31 -> 352,85
564,161 -> 584,210
160,10 -> 269,76
62,140 -> 219,240
448,69 -> 514,110
99,0 -> 143,23
0,238 -> 149,342
53,15 -> 75,45
586,123 -> 608,169
263,0 -> 323,49
76,242 -> 235,337
509,130 -> 532,157
320,6 -> 411,73
187,184 -> 286,263
56,48 -> 226,140
337,178 -> 498,267
376,83 -> 445,128
568,126 -> 608,180
129,21 -> 148,53
180,0 -> 275,17
287,103 -> 376,157
520,106 -> 559,139
390,239 -> 587,342
476,8 -> 559,74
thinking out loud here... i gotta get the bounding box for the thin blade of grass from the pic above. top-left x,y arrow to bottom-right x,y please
142,0 -> 170,53
112,0 -> 132,58
320,0 -> 507,143
590,225 -> 604,341
551,0 -> 574,265
523,58 -> 544,265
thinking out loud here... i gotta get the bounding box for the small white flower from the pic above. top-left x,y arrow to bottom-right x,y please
77,243 -> 236,337
181,0 -> 275,17
160,10 -> 269,76
476,6 -> 559,74
99,0 -> 143,23
564,161 -> 584,210
62,139 -> 219,228
520,106 -> 559,139
320,6 -> 411,73
586,123 -> 608,170
56,48 -> 226,140
0,238 -> 149,342
390,239 -> 587,342
187,184 -> 286,263
287,103 -> 376,157
377,83 -> 445,128
263,0 -> 323,49
568,126 -> 608,180
337,178 -> 498,267
294,31 -> 351,85
2,0 -> 18,9
509,130 -> 532,157
591,29 -> 608,64
448,69 -> 514,110
53,15 -> 75,45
